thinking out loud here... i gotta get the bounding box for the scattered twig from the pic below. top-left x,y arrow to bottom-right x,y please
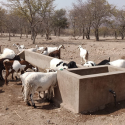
14,110 -> 22,119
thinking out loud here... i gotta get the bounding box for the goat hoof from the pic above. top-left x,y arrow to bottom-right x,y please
26,102 -> 31,106
33,104 -> 36,108
5,83 -> 8,85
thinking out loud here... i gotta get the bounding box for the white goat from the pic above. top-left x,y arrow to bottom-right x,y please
13,43 -> 25,49
0,48 -> 15,59
23,72 -> 57,108
20,72 -> 47,99
35,45 -> 45,51
108,59 -> 125,68
78,45 -> 88,65
15,45 -> 37,53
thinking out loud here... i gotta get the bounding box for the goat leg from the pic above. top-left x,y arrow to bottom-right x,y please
30,94 -> 36,108
12,72 -> 14,80
5,70 -> 9,85
0,69 -> 4,80
38,91 -> 42,99
26,100 -> 31,106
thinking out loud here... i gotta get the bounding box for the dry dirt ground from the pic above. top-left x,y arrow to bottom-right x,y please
1,34 -> 125,125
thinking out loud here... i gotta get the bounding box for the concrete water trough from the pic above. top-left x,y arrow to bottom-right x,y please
19,50 -> 125,113
53,66 -> 125,113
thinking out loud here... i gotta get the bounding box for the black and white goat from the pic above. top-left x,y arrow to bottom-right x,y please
84,57 -> 110,67
49,58 -> 78,71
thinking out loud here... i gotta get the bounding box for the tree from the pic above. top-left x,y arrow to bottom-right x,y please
87,0 -> 113,41
52,9 -> 68,36
7,0 -> 55,44
117,9 -> 125,39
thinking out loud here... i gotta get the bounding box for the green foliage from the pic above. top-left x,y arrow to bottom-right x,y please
52,9 -> 68,28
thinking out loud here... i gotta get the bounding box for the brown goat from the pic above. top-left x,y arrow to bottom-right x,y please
0,55 -> 21,80
49,49 -> 61,59
48,45 -> 65,59
3,60 -> 37,85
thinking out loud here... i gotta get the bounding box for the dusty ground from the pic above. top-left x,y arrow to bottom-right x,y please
1,34 -> 125,125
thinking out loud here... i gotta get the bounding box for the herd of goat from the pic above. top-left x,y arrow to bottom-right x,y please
0,43 -> 125,108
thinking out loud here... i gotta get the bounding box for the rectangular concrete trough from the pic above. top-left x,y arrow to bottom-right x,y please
19,51 -> 125,113
53,66 -> 125,113
23,50 -> 82,69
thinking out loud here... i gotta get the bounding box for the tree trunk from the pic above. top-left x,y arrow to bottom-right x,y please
45,28 -> 50,40
46,33 -> 49,39
86,27 -> 90,40
115,31 -> 117,40
31,27 -> 36,44
20,28 -> 22,39
54,28 -> 57,36
8,29 -> 11,41
121,27 -> 125,40
95,28 -> 99,41
82,28 -> 85,39
41,29 -> 44,37
121,33 -> 124,40
58,27 -> 61,36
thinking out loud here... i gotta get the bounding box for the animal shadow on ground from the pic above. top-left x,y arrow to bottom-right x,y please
35,99 -> 58,110
0,89 -> 4,93
16,81 -> 22,85
83,100 -> 125,115
0,80 -> 5,87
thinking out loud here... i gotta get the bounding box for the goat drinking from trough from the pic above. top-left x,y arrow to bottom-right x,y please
48,58 -> 78,72
3,60 -> 38,85
83,57 -> 110,67
107,59 -> 125,68
21,72 -> 53,100
23,72 -> 57,108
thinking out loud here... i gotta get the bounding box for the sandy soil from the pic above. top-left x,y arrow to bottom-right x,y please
0,34 -> 125,125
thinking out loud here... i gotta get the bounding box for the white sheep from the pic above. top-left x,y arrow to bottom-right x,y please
23,72 -> 57,108
78,45 -> 88,65
0,48 -> 15,59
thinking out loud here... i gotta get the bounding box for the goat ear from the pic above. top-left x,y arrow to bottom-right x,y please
63,63 -> 67,66
91,63 -> 94,66
56,63 -> 60,67
108,57 -> 110,61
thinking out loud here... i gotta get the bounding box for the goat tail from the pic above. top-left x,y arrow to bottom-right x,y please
85,51 -> 89,62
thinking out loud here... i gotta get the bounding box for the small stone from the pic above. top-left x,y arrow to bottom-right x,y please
47,120 -> 50,124
5,108 -> 9,110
